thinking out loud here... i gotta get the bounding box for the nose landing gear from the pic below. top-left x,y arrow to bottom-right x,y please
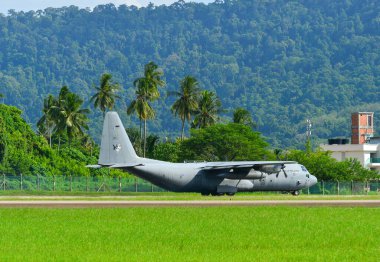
291,190 -> 300,196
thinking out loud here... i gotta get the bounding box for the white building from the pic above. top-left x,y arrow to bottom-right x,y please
320,112 -> 380,173
320,141 -> 380,172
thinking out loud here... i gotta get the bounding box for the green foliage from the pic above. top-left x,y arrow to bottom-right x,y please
192,90 -> 222,129
0,104 -> 96,176
233,107 -> 256,129
38,86 -> 90,147
169,75 -> 200,139
1,1 -> 379,146
53,86 -> 90,144
128,61 -> 165,157
180,123 -> 272,161
153,141 -> 181,162
284,149 -> 379,181
90,73 -> 120,118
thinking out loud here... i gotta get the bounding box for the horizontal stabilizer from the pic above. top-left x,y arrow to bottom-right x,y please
86,164 -> 102,169
110,163 -> 145,168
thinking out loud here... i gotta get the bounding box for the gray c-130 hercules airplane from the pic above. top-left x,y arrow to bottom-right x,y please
89,112 -> 317,196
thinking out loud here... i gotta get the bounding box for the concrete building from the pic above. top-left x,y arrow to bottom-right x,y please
351,112 -> 374,144
321,112 -> 380,172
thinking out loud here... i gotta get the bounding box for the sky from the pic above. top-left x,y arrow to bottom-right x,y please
0,0 -> 213,15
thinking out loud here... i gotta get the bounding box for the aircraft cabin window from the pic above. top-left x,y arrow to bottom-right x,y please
301,166 -> 307,172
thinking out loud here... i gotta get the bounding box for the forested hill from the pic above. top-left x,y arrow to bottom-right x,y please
0,0 -> 379,148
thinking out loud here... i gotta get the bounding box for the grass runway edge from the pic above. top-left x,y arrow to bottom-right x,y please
0,206 -> 379,261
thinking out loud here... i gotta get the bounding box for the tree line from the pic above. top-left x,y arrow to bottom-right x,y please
0,0 -> 379,149
31,61 -> 378,181
37,61 -> 248,157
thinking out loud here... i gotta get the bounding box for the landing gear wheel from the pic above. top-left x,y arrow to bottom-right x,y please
291,190 -> 300,196
201,192 -> 210,196
226,192 -> 235,196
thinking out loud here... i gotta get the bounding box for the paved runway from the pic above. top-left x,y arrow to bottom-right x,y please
0,200 -> 380,208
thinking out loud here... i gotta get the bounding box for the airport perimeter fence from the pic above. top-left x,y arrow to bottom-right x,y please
0,174 -> 167,193
0,174 -> 379,195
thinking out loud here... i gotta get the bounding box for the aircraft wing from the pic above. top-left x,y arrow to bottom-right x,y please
86,163 -> 144,169
200,161 -> 296,170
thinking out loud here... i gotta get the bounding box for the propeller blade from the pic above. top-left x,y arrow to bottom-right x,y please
281,164 -> 288,178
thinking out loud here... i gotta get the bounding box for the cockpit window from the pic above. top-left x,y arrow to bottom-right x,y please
301,165 -> 308,172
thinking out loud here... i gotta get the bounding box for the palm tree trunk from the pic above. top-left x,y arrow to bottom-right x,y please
49,130 -> 52,148
47,121 -> 52,148
139,119 -> 143,154
143,119 -> 147,158
181,119 -> 185,140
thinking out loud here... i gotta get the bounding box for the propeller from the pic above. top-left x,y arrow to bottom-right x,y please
276,164 -> 288,178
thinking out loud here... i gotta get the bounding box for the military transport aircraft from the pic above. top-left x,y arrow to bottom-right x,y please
89,112 -> 317,196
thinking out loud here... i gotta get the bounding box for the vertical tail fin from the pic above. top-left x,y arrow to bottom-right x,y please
98,111 -> 139,165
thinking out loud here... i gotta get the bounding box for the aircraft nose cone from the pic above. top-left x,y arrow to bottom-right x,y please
310,175 -> 318,186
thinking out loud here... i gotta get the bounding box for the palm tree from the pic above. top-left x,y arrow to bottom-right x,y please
81,135 -> 95,157
49,86 -> 70,150
51,86 -> 90,148
169,76 -> 200,140
128,62 -> 165,157
37,94 -> 56,147
192,90 -> 222,129
90,73 -> 120,118
64,93 -> 90,145
233,107 -> 256,128
133,61 -> 165,101
127,80 -> 155,157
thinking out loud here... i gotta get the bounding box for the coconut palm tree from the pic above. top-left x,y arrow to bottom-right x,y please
233,107 -> 256,128
128,62 -> 165,157
127,80 -> 155,157
37,94 -> 56,147
56,92 -> 90,147
133,61 -> 165,101
50,86 -> 90,148
169,76 -> 200,140
90,73 -> 120,118
192,90 -> 222,129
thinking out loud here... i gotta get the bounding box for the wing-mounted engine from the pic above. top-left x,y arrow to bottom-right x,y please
202,161 -> 295,180
223,168 -> 266,180
254,164 -> 282,174
218,164 -> 287,180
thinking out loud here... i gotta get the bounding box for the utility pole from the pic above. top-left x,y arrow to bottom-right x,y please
306,119 -> 312,153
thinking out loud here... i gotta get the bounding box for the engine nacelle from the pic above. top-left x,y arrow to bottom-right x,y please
256,164 -> 282,174
224,169 -> 266,180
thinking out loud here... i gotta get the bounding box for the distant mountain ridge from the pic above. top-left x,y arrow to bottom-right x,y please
0,0 -> 379,148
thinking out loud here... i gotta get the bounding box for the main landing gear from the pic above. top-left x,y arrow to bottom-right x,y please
201,192 -> 235,196
291,190 -> 300,196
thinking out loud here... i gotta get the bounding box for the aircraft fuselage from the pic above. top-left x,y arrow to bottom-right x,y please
123,163 -> 317,195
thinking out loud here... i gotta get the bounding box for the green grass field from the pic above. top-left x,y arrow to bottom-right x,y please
0,207 -> 379,261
